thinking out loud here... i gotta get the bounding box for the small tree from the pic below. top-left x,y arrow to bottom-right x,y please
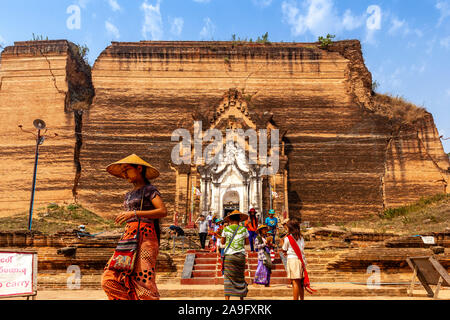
318,34 -> 336,49
372,80 -> 380,92
74,43 -> 90,66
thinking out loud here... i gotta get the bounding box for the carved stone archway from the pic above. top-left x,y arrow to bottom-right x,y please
173,89 -> 289,225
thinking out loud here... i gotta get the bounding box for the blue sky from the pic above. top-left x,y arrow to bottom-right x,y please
1,0 -> 449,152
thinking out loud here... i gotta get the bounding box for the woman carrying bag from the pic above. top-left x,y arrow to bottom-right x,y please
220,210 -> 250,300
101,154 -> 167,300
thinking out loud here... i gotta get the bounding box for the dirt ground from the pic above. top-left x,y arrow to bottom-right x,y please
3,285 -> 449,301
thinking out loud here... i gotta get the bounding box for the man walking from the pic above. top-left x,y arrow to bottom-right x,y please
195,215 -> 209,250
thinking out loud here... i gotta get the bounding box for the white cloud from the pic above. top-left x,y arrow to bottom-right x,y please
141,0 -> 163,40
387,67 -> 405,89
436,0 -> 450,26
342,9 -> 364,31
411,62 -> 427,74
426,36 -> 437,55
389,18 -> 406,35
76,0 -> 90,8
200,17 -> 216,39
372,64 -> 406,91
446,88 -> 450,96
281,0 -> 365,38
193,0 -> 211,3
364,29 -> 378,45
0,34 -> 6,48
388,17 -> 423,38
440,35 -> 450,48
105,21 -> 120,39
170,17 -> 184,36
252,0 -> 273,7
107,0 -> 122,12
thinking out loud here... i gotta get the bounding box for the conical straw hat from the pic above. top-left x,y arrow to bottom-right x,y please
224,210 -> 249,223
106,154 -> 160,180
257,224 -> 269,232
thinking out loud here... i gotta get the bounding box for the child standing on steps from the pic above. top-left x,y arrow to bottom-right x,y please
254,225 -> 273,287
282,220 -> 314,300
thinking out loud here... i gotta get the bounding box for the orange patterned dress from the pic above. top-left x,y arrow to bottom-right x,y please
101,184 -> 161,300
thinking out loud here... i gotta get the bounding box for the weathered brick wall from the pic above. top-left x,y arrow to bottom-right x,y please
78,40 -> 449,224
1,40 -> 447,225
384,114 -> 449,208
0,40 -> 93,217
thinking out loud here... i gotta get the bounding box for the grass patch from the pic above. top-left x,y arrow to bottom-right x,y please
381,194 -> 449,219
337,193 -> 450,235
372,93 -> 427,124
0,203 -> 121,235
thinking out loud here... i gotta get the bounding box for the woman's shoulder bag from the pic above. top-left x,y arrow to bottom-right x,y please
108,192 -> 144,275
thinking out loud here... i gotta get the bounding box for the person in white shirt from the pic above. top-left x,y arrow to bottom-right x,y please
195,215 -> 209,250
282,220 -> 307,300
206,212 -> 214,229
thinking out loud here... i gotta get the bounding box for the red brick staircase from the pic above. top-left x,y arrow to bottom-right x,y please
180,250 -> 290,285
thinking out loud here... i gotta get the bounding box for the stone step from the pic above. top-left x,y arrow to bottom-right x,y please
195,258 -> 219,264
193,257 -> 328,266
193,264 -> 216,271
158,285 -> 410,298
180,277 -> 292,286
191,269 -> 289,278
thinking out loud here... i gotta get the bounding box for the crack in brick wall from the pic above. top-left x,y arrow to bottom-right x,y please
38,48 -> 66,96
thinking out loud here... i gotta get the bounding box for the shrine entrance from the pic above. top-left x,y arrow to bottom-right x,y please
222,190 -> 240,218
170,89 -> 290,225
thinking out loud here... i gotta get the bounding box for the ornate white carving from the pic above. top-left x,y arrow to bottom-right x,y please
213,140 -> 249,174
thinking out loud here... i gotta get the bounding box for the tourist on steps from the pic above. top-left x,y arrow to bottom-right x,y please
102,154 -> 167,300
195,215 -> 209,250
221,210 -> 250,300
206,211 -> 214,229
209,218 -> 221,252
282,220 -> 316,300
244,208 -> 259,252
214,219 -> 225,255
254,225 -> 273,287
169,225 -> 185,253
265,209 -> 279,244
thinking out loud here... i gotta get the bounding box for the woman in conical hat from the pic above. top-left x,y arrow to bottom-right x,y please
221,210 -> 250,300
101,154 -> 167,300
223,209 -> 248,223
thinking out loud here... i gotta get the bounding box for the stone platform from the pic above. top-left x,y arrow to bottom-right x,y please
1,231 -> 449,299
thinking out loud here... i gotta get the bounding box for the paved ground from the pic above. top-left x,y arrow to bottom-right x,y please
3,283 -> 449,300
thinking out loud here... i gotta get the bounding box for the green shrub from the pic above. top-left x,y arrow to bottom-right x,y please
372,80 -> 380,92
231,32 -> 270,45
318,34 -> 336,49
256,32 -> 270,44
67,204 -> 81,211
31,33 -> 49,41
74,43 -> 90,66
47,203 -> 59,210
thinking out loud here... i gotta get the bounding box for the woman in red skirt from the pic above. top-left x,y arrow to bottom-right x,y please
101,154 -> 167,300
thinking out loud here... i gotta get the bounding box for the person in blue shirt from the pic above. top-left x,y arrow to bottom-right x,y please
264,209 -> 279,242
